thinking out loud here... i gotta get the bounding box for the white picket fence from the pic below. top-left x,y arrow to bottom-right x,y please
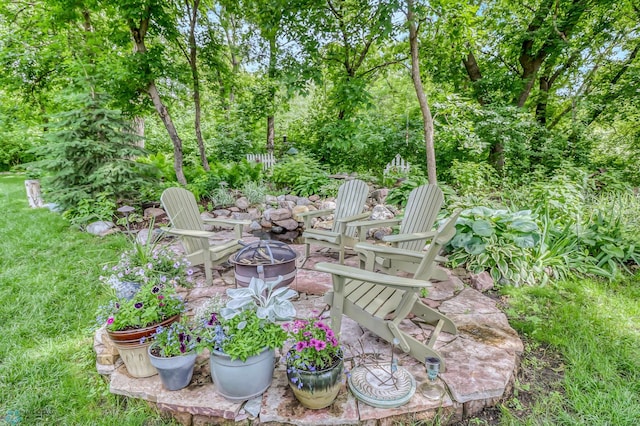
246,153 -> 276,170
383,154 -> 411,175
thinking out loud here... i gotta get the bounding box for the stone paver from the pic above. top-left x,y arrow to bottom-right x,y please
94,243 -> 523,425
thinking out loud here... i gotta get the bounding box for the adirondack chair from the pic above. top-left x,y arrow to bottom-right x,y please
350,184 -> 449,281
315,210 -> 461,371
298,179 -> 370,264
160,187 -> 250,285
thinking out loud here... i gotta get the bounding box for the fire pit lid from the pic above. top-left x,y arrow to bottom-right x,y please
230,240 -> 298,265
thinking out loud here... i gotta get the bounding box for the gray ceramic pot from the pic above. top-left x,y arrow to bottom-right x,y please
209,347 -> 275,402
148,345 -> 197,391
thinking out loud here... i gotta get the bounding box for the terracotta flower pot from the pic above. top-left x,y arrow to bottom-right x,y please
106,315 -> 180,344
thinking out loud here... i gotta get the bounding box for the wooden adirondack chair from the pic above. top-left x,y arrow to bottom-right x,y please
350,184 -> 449,281
315,210 -> 461,371
160,187 -> 250,285
298,179 -> 370,264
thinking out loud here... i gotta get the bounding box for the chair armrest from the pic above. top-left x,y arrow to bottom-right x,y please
297,208 -> 335,229
382,230 -> 437,244
201,218 -> 250,239
354,242 -> 425,261
347,218 -> 401,242
315,262 -> 430,290
161,227 -> 221,239
336,212 -> 371,223
202,218 -> 252,226
296,209 -> 334,219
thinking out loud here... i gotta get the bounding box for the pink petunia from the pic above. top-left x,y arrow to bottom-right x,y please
107,317 -> 114,325
314,340 -> 326,351
295,341 -> 308,351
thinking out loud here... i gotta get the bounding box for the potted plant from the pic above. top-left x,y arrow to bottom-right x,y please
197,276 -> 297,402
96,279 -> 185,378
99,223 -> 193,299
283,318 -> 344,409
148,319 -> 199,390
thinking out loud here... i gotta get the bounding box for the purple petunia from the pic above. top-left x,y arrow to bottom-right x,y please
134,302 -> 143,309
295,341 -> 308,351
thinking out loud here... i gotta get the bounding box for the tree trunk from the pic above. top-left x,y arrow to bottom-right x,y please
407,0 -> 436,184
188,0 -> 210,171
132,116 -> 145,148
130,20 -> 187,185
148,81 -> 187,185
25,180 -> 44,208
266,36 -> 276,153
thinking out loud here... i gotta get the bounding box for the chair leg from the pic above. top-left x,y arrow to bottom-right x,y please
203,258 -> 213,286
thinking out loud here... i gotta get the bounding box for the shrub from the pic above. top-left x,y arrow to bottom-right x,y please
29,92 -> 155,223
447,207 -> 541,285
270,153 -> 329,196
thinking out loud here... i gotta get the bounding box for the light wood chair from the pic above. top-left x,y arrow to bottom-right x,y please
160,187 -> 250,285
298,179 -> 369,264
350,184 -> 449,281
315,210 -> 461,371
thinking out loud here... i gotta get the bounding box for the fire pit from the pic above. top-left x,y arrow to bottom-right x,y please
229,241 -> 298,289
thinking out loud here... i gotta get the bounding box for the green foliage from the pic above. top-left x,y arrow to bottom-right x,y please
527,168 -> 587,225
270,153 -> 330,196
448,207 -> 541,285
448,160 -> 499,196
150,319 -> 199,357
386,176 -> 429,207
188,160 -> 263,201
97,280 -> 185,332
62,192 -> 117,226
242,180 -> 267,205
209,185 -> 236,208
29,93 -> 155,222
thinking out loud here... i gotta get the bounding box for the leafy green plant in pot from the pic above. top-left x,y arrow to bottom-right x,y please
197,276 -> 297,402
96,280 -> 185,378
147,319 -> 199,391
99,224 -> 194,299
282,318 -> 344,409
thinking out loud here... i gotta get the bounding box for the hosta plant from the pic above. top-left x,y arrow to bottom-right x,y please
447,207 -> 541,285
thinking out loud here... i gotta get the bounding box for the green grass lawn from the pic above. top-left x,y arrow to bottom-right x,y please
1,174 -> 638,425
0,175 -> 176,425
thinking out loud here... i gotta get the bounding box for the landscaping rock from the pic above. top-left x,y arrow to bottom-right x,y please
86,221 -> 115,236
213,209 -> 231,217
265,194 -> 278,205
308,195 -> 320,202
280,200 -> 296,209
235,197 -> 250,210
284,194 -> 298,203
228,207 -> 240,213
136,228 -> 162,245
291,205 -> 309,222
271,226 -> 285,234
370,204 -> 394,220
144,207 -> 166,219
273,218 -> 299,231
269,208 -> 292,221
320,200 -> 336,211
373,227 -> 393,240
296,197 -> 311,206
470,271 -> 494,292
260,219 -> 273,228
247,208 -> 261,220
370,188 -> 389,204
232,212 -> 253,221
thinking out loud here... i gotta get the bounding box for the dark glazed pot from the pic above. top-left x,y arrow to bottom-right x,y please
286,350 -> 344,409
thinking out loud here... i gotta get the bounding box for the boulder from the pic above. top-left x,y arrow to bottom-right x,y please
370,188 -> 389,205
232,212 -> 253,221
291,205 -> 310,222
273,218 -> 299,231
269,208 -> 292,221
370,205 -> 394,221
249,221 -> 263,231
143,207 -> 166,219
471,271 -> 494,292
260,219 -> 273,229
308,195 -> 320,202
271,226 -> 285,234
279,200 -> 296,209
296,197 -> 312,206
213,209 -> 231,217
86,221 -> 115,236
320,201 -> 336,211
265,195 -> 279,206
235,197 -> 250,210
373,227 -> 393,240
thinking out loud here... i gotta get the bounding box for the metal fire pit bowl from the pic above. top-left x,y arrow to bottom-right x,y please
229,240 -> 298,289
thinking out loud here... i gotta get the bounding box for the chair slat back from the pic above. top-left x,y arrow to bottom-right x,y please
398,185 -> 444,252
332,179 -> 369,237
161,187 -> 208,256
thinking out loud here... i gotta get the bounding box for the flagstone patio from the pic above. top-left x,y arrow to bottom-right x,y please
94,236 -> 523,425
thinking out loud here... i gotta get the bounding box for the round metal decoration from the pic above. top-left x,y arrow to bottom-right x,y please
348,364 -> 416,408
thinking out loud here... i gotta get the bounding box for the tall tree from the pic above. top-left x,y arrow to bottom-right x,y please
117,0 -> 187,184
405,0 -> 436,183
